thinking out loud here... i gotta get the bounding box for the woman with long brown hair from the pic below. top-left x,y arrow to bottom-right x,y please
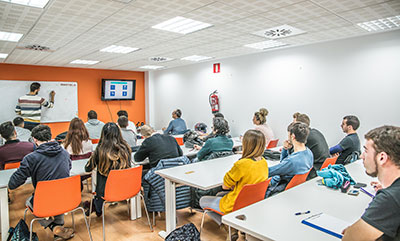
199,129 -> 269,240
84,122 -> 132,216
63,117 -> 92,156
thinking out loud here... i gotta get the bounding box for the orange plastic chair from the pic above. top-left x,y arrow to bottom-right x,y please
200,178 -> 271,235
266,139 -> 279,149
88,165 -> 153,241
24,175 -> 93,241
175,137 -> 184,146
4,161 -> 21,170
91,139 -> 100,144
320,156 -> 339,171
285,169 -> 312,191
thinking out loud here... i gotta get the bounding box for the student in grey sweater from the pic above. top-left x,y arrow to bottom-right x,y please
118,116 -> 137,148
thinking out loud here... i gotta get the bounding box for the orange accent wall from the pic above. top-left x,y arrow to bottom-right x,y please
0,63 -> 145,137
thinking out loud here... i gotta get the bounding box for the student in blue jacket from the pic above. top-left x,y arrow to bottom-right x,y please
163,109 -> 188,135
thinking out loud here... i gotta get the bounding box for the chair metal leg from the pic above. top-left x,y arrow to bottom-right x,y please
29,219 -> 35,241
153,212 -> 156,227
139,194 -> 153,231
76,207 -> 93,241
71,212 -> 75,231
200,210 -> 208,236
126,199 -> 130,217
88,197 -> 94,227
228,226 -> 232,241
24,208 -> 28,221
102,202 -> 106,241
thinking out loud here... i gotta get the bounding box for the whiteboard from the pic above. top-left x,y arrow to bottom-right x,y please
0,80 -> 78,123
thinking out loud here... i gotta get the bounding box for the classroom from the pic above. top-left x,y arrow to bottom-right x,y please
0,0 -> 399,241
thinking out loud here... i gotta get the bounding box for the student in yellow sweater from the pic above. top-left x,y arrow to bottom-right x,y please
199,129 -> 269,240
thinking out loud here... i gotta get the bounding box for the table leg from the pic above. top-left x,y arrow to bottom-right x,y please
130,194 -> 142,220
0,188 -> 9,241
158,179 -> 176,238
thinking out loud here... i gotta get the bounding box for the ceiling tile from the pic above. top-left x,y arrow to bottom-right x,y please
218,0 -> 305,14
311,0 -> 388,13
337,0 -> 400,23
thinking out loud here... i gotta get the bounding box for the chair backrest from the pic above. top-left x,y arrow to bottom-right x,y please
285,169 -> 312,191
232,178 -> 271,212
104,165 -> 142,202
175,137 -> 184,146
33,175 -> 81,217
4,161 -> 21,170
266,139 -> 279,149
320,156 -> 339,171
91,139 -> 100,144
70,152 -> 92,161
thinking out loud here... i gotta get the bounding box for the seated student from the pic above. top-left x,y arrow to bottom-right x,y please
13,117 -> 32,142
0,121 -> 34,170
8,125 -> 73,240
194,117 -> 233,161
253,108 -> 274,146
199,129 -> 269,240
294,113 -> 329,171
134,125 -> 182,172
163,109 -> 188,135
342,125 -> 400,241
63,117 -> 93,158
266,122 -> 313,197
84,122 -> 131,216
85,110 -> 105,139
118,116 -> 137,148
201,112 -> 225,141
330,115 -> 361,164
117,110 -> 137,135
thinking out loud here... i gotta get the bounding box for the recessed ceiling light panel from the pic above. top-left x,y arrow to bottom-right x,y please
0,53 -> 8,58
152,16 -> 213,34
149,57 -> 173,62
244,40 -> 288,50
0,0 -> 50,8
357,15 -> 400,32
70,59 -> 99,65
253,24 -> 306,39
140,65 -> 164,70
100,45 -> 140,54
181,55 -> 213,62
0,31 -> 23,42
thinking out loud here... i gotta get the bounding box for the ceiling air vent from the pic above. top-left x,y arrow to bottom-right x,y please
253,25 -> 306,39
149,57 -> 173,62
16,44 -> 54,52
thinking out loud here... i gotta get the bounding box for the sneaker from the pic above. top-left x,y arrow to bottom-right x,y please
53,226 -> 74,240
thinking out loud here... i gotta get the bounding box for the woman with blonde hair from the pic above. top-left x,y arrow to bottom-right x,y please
84,122 -> 131,216
199,129 -> 269,240
253,108 -> 274,145
63,117 -> 92,157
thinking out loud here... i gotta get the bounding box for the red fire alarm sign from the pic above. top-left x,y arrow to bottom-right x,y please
213,63 -> 220,73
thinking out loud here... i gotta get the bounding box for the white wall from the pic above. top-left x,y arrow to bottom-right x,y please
147,30 -> 400,147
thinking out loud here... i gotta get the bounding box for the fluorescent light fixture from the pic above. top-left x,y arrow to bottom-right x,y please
152,16 -> 213,34
357,15 -> 400,32
181,55 -> 213,62
70,59 -> 99,65
0,53 -> 8,58
0,0 -> 50,8
139,65 -> 164,70
100,45 -> 140,54
244,40 -> 288,50
0,31 -> 23,42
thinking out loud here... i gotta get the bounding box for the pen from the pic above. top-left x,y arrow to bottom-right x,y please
295,211 -> 310,216
360,187 -> 375,198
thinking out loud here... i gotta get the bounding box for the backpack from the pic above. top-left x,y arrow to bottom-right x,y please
165,223 -> 200,241
183,130 -> 203,148
7,219 -> 39,241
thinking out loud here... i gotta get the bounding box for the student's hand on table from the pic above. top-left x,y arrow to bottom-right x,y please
193,144 -> 202,150
235,150 -> 243,154
332,152 -> 340,157
162,127 -> 166,131
50,91 -> 55,97
371,181 -> 382,192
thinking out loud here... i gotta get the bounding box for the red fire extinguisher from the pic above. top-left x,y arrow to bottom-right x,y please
209,90 -> 220,114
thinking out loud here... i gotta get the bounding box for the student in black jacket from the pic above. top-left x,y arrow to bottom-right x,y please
8,125 -> 74,240
134,125 -> 183,172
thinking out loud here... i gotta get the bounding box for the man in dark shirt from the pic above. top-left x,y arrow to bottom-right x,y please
8,125 -> 74,240
330,115 -> 361,164
135,125 -> 183,172
294,114 -> 330,171
0,121 -> 34,170
342,125 -> 400,241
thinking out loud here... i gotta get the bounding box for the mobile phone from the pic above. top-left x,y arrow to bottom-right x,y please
348,189 -> 359,196
354,183 -> 367,188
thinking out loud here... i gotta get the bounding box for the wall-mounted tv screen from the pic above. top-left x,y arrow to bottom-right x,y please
101,79 -> 136,101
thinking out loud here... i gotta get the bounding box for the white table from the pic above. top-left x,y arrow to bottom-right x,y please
222,160 -> 375,241
155,154 -> 279,238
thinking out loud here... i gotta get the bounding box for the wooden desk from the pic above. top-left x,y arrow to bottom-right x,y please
222,160 -> 375,241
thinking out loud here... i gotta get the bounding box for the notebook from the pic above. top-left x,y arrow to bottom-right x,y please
301,213 -> 351,239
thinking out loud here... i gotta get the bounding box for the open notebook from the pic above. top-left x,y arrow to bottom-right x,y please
302,213 -> 351,239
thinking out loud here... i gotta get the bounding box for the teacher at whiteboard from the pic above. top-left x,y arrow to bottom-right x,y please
15,82 -> 55,131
